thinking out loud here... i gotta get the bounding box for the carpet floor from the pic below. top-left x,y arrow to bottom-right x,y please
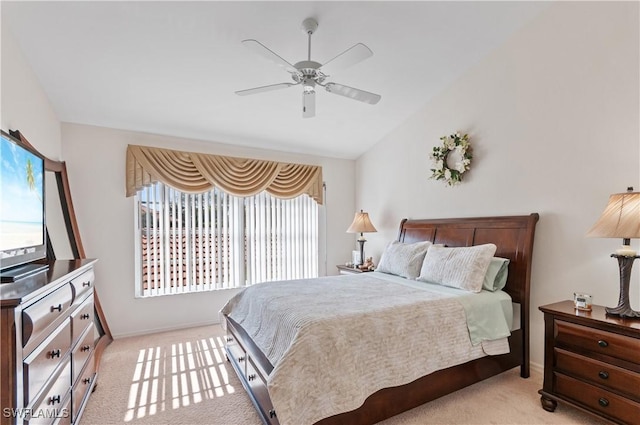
81,324 -> 607,425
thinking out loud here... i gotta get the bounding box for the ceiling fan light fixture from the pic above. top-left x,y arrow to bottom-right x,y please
303,78 -> 316,93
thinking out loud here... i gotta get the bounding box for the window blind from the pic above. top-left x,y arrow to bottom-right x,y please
135,182 -> 318,297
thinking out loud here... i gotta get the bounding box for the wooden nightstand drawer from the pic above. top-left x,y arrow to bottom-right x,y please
555,348 -> 640,400
555,373 -> 640,425
555,320 -> 640,365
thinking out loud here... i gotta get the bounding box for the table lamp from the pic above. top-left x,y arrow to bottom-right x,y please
587,187 -> 640,318
346,210 -> 377,267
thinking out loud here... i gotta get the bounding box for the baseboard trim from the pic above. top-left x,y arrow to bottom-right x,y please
112,319 -> 220,339
529,361 -> 543,375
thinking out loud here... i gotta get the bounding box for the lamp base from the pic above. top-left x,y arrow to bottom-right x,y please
356,239 -> 366,267
607,254 -> 640,319
605,305 -> 640,318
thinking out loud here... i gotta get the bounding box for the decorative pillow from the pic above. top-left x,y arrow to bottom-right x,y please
376,240 -> 432,279
417,244 -> 497,292
483,257 -> 510,292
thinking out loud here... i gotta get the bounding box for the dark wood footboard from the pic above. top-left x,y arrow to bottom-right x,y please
224,214 -> 539,425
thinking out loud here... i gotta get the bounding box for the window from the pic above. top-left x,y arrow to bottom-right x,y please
135,182 -> 319,297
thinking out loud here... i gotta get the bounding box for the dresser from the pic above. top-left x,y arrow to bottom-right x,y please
1,259 -> 98,425
538,301 -> 640,425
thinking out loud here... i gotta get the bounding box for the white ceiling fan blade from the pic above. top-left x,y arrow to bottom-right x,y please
242,39 -> 298,74
319,43 -> 373,76
302,91 -> 316,118
235,82 -> 296,96
325,83 -> 381,105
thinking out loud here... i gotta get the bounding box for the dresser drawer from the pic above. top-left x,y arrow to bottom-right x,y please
50,396 -> 71,425
70,294 -> 93,344
556,348 -> 640,401
555,373 -> 640,425
23,284 -> 73,350
70,269 -> 94,305
27,361 -> 71,425
71,324 -> 94,383
71,354 -> 95,422
23,320 -> 71,405
555,320 -> 640,365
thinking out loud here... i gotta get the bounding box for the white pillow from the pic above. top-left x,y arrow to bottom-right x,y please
376,240 -> 432,279
417,244 -> 497,292
483,257 -> 510,292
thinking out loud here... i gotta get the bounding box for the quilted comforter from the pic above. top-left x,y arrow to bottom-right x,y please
220,272 -> 510,425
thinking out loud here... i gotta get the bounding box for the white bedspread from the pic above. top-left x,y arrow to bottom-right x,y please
220,273 -> 510,425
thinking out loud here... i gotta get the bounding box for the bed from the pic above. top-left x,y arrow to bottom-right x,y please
221,214 -> 539,425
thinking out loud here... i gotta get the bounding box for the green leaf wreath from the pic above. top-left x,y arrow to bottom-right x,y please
429,132 -> 472,186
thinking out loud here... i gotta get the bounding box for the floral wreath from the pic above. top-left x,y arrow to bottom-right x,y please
429,132 -> 472,186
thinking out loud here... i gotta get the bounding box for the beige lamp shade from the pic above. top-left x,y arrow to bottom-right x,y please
587,191 -> 640,239
346,211 -> 377,236
587,190 -> 640,256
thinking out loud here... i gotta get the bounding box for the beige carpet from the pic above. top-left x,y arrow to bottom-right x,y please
82,325 -> 606,425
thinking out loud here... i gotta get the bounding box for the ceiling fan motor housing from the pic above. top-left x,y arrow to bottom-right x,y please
301,18 -> 318,35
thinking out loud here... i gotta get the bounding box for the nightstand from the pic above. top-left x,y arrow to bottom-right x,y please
336,265 -> 372,275
538,301 -> 640,425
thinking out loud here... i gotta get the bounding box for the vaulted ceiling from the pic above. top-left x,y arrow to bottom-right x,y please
2,1 -> 550,159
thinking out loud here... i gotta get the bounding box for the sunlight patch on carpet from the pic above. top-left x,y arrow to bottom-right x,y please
124,335 -> 235,421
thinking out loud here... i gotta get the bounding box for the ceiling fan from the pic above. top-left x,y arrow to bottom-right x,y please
235,17 -> 381,118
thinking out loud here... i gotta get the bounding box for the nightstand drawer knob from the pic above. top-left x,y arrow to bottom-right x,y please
598,371 -> 609,380
597,340 -> 608,348
598,398 -> 609,407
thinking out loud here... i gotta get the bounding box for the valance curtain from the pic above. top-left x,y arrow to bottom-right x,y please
126,145 -> 324,204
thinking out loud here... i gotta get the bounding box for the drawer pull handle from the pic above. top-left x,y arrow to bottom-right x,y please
597,340 -> 608,348
598,398 -> 609,407
82,281 -> 91,287
269,409 -> 277,418
81,345 -> 91,352
48,395 -> 61,405
83,378 -> 91,385
81,313 -> 91,320
51,304 -> 62,313
598,371 -> 609,380
237,356 -> 245,362
49,349 -> 61,359
248,374 -> 256,381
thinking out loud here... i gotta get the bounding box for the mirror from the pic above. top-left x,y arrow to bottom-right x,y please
9,130 -> 112,367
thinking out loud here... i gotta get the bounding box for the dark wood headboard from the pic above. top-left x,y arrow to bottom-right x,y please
398,214 -> 539,305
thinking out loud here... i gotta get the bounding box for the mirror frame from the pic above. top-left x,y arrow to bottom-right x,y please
9,129 -> 113,368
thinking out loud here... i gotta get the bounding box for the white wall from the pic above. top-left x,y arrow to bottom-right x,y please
1,21 -> 73,258
355,1 -> 639,369
1,24 -> 60,158
61,123 -> 356,337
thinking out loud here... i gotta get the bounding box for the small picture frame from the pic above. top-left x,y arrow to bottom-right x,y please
573,292 -> 593,311
352,250 -> 362,266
